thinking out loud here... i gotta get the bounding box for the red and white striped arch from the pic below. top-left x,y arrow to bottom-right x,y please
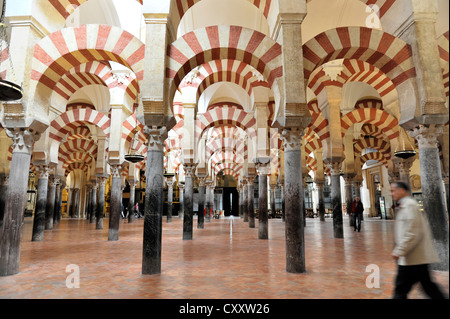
360,151 -> 388,167
31,24 -> 145,100
167,25 -> 283,105
65,162 -> 89,177
438,31 -> 449,98
355,98 -> 383,110
196,104 -> 257,140
206,138 -> 247,161
303,127 -> 323,155
306,0 -> 396,19
340,108 -> 399,140
66,125 -> 92,140
353,137 -> 391,160
49,108 -> 111,142
58,138 -> 98,162
121,113 -> 146,146
213,162 -> 242,179
179,59 -> 269,100
303,27 -> 416,87
210,151 -> 245,168
62,152 -> 94,170
360,123 -> 387,140
49,0 -> 143,20
307,100 -> 329,141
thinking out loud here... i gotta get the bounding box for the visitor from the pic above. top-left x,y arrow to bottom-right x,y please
351,196 -> 364,232
390,181 -> 447,299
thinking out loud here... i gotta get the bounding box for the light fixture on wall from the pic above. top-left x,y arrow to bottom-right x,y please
124,127 -> 145,163
0,0 -> 23,102
394,128 -> 416,160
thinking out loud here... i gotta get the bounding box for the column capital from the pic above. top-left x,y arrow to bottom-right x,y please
5,127 -> 41,155
49,176 -> 60,187
183,163 -> 197,177
196,176 -> 207,187
37,164 -> 51,179
280,128 -> 304,152
178,183 -> 185,190
165,178 -> 175,189
409,125 -> 443,149
393,157 -> 415,175
109,164 -> 122,178
144,126 -> 167,152
128,180 -> 138,188
343,174 -> 355,185
443,174 -> 449,185
1,175 -> 9,186
96,176 -> 108,186
324,158 -> 344,176
256,163 -> 271,176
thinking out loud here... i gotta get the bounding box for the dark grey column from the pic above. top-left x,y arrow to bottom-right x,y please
242,179 -> 248,222
316,181 -> 325,222
142,128 -> 165,274
128,180 -> 137,223
31,165 -> 50,242
108,164 -> 122,241
411,126 -> 449,271
280,184 -> 285,222
53,180 -> 62,225
178,183 -> 185,219
444,175 -> 449,215
90,182 -> 97,224
85,185 -> 91,220
0,128 -> 40,276
326,159 -> 344,239
281,129 -> 306,273
238,183 -> 243,218
56,181 -> 65,224
256,165 -> 269,240
270,184 -> 276,218
247,176 -> 255,228
73,189 -> 80,218
352,178 -> 363,220
183,163 -> 196,240
45,176 -> 58,230
197,177 -> 206,229
96,177 -> 107,230
205,180 -> 213,222
344,175 -> 354,227
0,175 -> 9,228
166,178 -> 174,223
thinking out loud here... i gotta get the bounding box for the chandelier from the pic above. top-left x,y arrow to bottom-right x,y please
124,127 -> 145,163
0,0 -> 23,101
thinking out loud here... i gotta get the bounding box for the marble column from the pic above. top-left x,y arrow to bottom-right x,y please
256,164 -> 270,240
96,177 -> 107,230
326,160 -> 344,239
165,178 -> 174,224
344,175 -> 354,227
444,175 -> 449,215
178,183 -> 185,219
128,181 -> 137,224
238,183 -> 243,219
31,165 -> 50,242
108,164 -> 122,241
205,180 -> 214,222
56,181 -> 65,224
242,179 -> 249,222
142,127 -> 166,274
85,185 -> 91,221
0,128 -> 40,276
410,125 -> 449,271
183,163 -> 196,240
73,189 -> 80,218
316,181 -> 325,222
45,176 -> 58,230
197,177 -> 206,229
53,180 -> 62,225
90,182 -> 98,224
280,184 -> 285,222
247,176 -> 256,229
281,128 -> 306,273
352,178 -> 363,220
270,184 -> 276,218
0,175 -> 8,228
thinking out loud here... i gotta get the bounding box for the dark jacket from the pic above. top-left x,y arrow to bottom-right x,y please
352,200 -> 364,215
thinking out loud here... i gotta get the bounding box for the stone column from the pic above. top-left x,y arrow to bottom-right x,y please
280,184 -> 285,222
315,181 -> 325,222
344,175 -> 354,227
393,157 -> 415,188
197,177 -> 206,229
96,177 -> 107,230
107,164 -> 122,241
0,175 -> 9,228
238,183 -> 243,219
270,184 -> 276,218
352,178 -> 363,220
178,183 -> 185,219
0,128 -> 40,276
325,159 -> 344,238
256,165 -> 270,239
128,180 -> 137,223
90,182 -> 98,224
85,184 -> 91,221
142,127 -> 166,274
45,176 -> 58,230
165,177 -> 174,223
280,128 -> 306,273
73,188 -> 80,218
183,163 -> 196,240
443,175 -> 449,215
205,180 -> 214,222
247,176 -> 256,229
31,165 -> 50,242
53,180 -> 62,225
56,181 -> 65,224
410,125 -> 449,271
242,179 -> 249,222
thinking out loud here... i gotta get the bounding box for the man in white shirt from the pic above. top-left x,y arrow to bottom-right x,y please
390,181 -> 447,299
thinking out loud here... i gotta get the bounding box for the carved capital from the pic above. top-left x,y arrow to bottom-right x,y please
256,163 -> 271,176
128,180 -> 137,189
144,126 -> 167,152
5,127 -> 40,155
37,165 -> 51,179
280,128 -> 303,152
393,157 -> 415,175
409,125 -> 443,149
96,176 -> 108,186
196,176 -> 207,187
165,178 -> 175,189
1,175 -> 9,186
324,158 -> 344,176
183,163 -> 197,178
109,164 -> 122,178
49,177 -> 60,187
178,183 -> 185,190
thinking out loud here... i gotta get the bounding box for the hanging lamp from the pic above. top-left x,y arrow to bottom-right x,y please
394,127 -> 417,160
124,127 -> 145,163
0,0 -> 23,102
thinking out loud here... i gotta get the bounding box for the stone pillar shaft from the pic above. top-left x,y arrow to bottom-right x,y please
96,178 -> 107,230
247,178 -> 255,229
257,170 -> 269,240
243,180 -> 249,222
178,184 -> 185,219
0,175 -> 8,228
316,182 -> 325,222
183,164 -> 195,240
166,179 -> 174,224
90,184 -> 97,224
197,178 -> 206,229
326,160 -> 344,238
31,165 -> 50,242
45,177 -> 58,230
108,165 -> 122,241
128,182 -> 136,223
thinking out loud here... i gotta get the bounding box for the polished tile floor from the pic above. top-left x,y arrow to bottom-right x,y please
0,215 -> 448,299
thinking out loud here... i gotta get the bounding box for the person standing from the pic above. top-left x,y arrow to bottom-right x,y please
351,196 -> 364,232
390,181 -> 447,299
